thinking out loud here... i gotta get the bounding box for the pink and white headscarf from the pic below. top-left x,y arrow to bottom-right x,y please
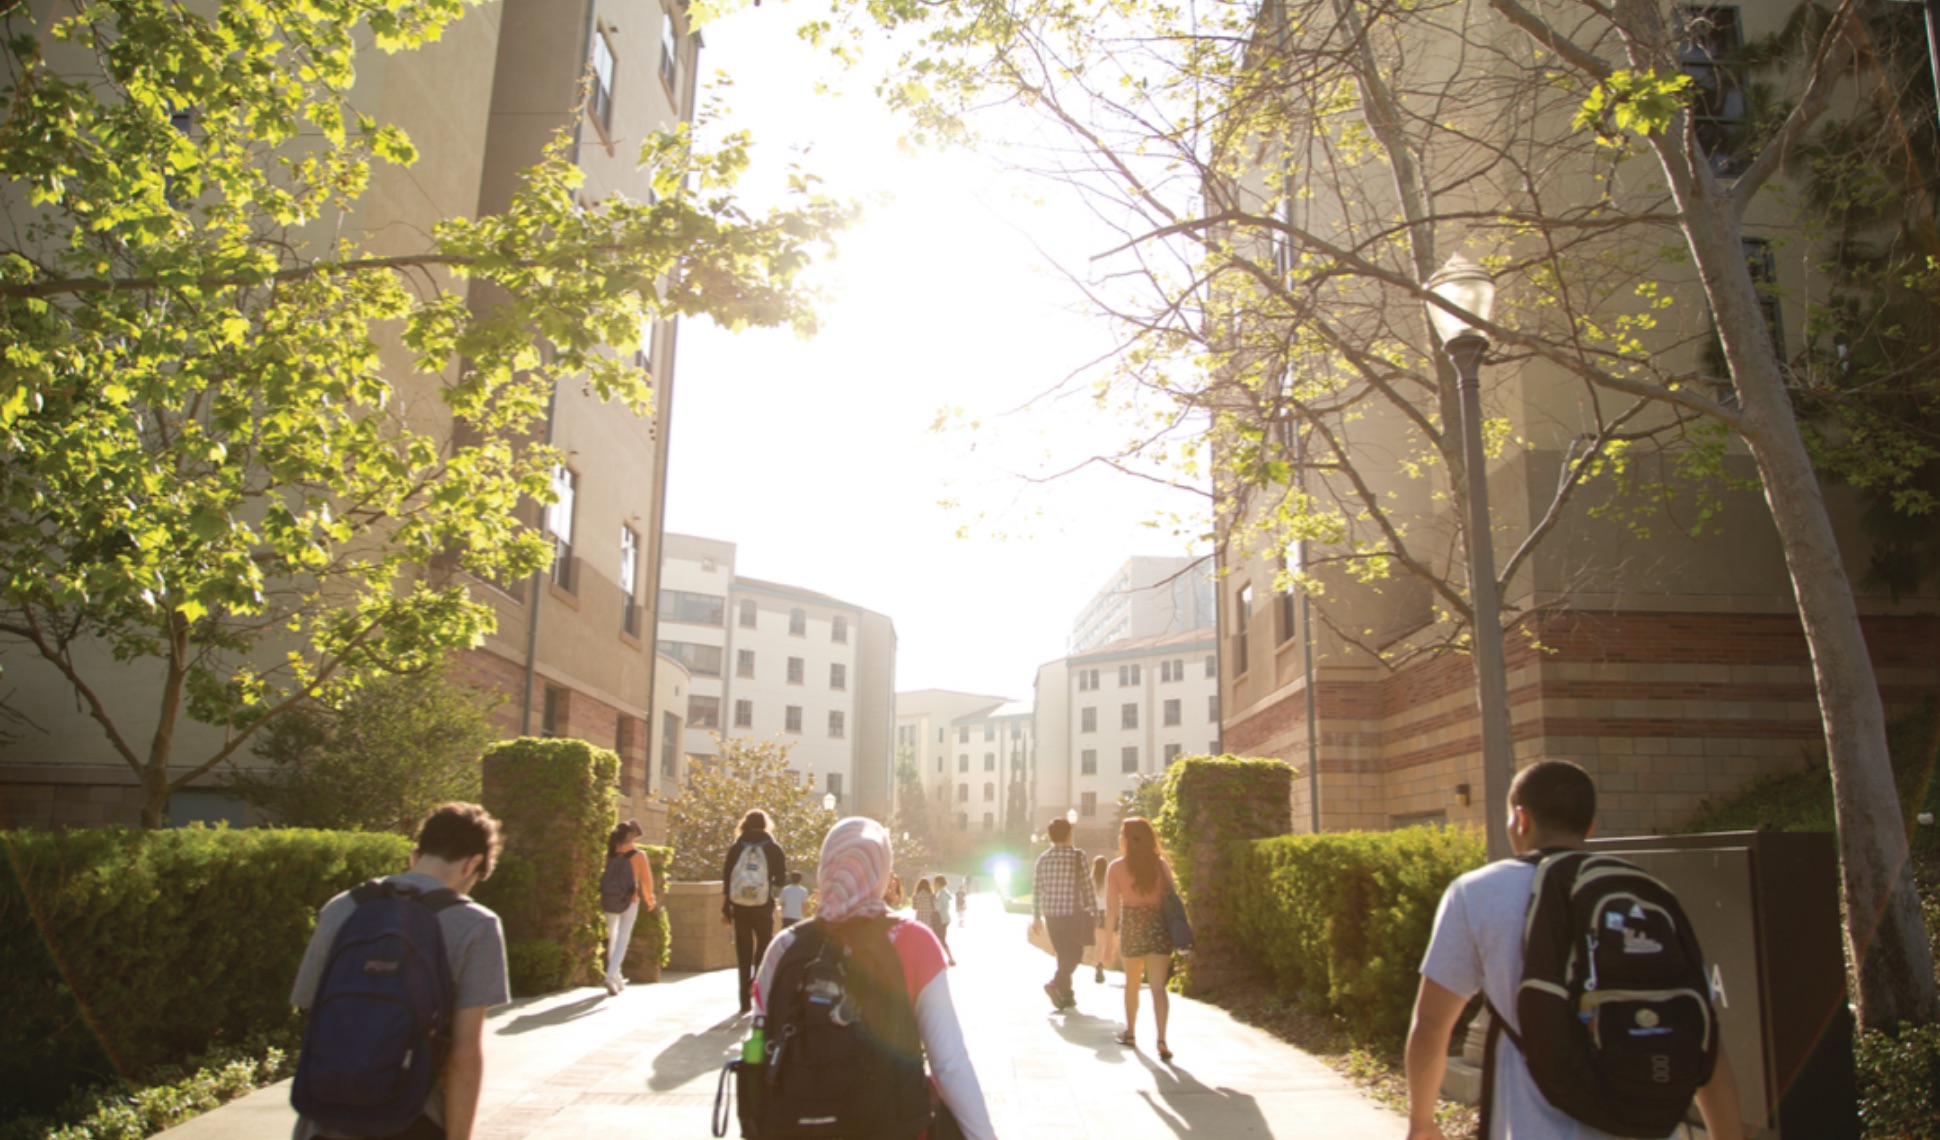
814,817 -> 893,924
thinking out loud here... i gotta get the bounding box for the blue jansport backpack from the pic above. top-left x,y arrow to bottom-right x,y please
292,879 -> 462,1135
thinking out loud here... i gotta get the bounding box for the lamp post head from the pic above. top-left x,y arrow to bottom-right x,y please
823,792 -> 837,812
1065,807 -> 1078,825
1424,254 -> 1497,349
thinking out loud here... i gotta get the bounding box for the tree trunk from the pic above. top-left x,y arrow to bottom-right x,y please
1661,141 -> 1940,1029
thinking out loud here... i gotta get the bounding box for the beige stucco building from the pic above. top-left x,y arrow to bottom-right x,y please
0,0 -> 702,829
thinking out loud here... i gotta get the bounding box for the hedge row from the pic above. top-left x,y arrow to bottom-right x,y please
472,843 -> 672,996
480,738 -> 617,991
0,827 -> 411,1119
1231,827 -> 1485,1050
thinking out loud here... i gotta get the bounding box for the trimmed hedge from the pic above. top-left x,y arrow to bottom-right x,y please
0,827 -> 410,1119
479,737 -> 619,991
1857,1022 -> 1940,1139
1233,827 -> 1485,1050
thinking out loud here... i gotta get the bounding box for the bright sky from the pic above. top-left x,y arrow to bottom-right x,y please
664,5 -> 1208,698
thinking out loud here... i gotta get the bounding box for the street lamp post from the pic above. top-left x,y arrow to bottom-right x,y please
823,792 -> 837,814
1425,254 -> 1514,863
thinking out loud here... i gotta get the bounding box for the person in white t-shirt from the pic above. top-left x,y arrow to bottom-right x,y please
778,872 -> 809,929
1403,760 -> 1743,1140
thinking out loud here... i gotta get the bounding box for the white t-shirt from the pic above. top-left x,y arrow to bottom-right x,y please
778,882 -> 809,921
1420,859 -> 1677,1140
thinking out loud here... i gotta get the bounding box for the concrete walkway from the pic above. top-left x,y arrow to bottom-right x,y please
166,896 -> 1403,1139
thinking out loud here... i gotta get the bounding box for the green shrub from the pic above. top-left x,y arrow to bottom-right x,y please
1234,827 -> 1485,1051
504,939 -> 569,997
1858,1023 -> 1940,1139
0,827 -> 408,1119
0,1034 -> 295,1140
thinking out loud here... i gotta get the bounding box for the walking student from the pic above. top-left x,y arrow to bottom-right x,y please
933,875 -> 958,966
912,875 -> 938,930
721,808 -> 787,1016
753,817 -> 997,1140
1104,816 -> 1175,1059
778,871 -> 809,929
290,803 -> 509,1140
1029,816 -> 1094,1011
598,819 -> 655,995
1403,760 -> 1743,1140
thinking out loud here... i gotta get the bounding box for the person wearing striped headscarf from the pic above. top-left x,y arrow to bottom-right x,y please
754,817 -> 997,1140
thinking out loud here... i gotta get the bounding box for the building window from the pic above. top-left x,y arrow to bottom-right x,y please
1119,663 -> 1141,686
830,663 -> 847,690
688,694 -> 720,729
590,26 -> 616,136
982,723 -> 994,741
937,756 -> 944,773
733,699 -> 753,729
784,705 -> 802,733
738,598 -> 758,628
959,726 -> 969,742
1077,667 -> 1099,691
1080,792 -> 1097,818
982,812 -> 994,832
937,728 -> 945,742
983,782 -> 995,801
1209,694 -> 1220,722
829,710 -> 845,738
547,465 -> 576,591
620,526 -> 640,634
789,607 -> 807,636
787,656 -> 805,685
832,615 -> 848,643
736,649 -> 755,678
655,640 -> 722,677
1122,746 -> 1139,773
1235,584 -> 1253,676
1081,749 -> 1097,775
658,7 -> 680,94
1678,7 -> 1748,175
1204,654 -> 1216,678
1080,707 -> 1097,733
542,685 -> 565,737
659,589 -> 725,626
660,712 -> 679,777
1161,658 -> 1184,682
959,754 -> 969,773
1277,559 -> 1297,645
1163,698 -> 1181,727
827,773 -> 843,798
984,753 -> 995,771
1121,703 -> 1138,730
1164,743 -> 1183,764
957,784 -> 968,802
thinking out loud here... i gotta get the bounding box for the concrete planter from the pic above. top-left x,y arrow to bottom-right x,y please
665,881 -> 773,972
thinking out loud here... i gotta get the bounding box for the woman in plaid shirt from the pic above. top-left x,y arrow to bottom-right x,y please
1029,817 -> 1095,1010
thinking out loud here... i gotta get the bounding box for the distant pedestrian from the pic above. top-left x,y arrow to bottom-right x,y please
1105,816 -> 1174,1060
912,875 -> 938,929
290,802 -> 508,1140
778,871 -> 809,929
885,871 -> 905,910
933,875 -> 958,966
956,874 -> 970,926
1090,854 -> 1110,984
598,819 -> 655,995
1030,817 -> 1094,1011
1403,760 -> 1742,1140
721,808 -> 787,1016
752,818 -> 997,1140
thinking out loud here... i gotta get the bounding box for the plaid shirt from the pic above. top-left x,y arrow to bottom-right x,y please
1032,844 -> 1094,920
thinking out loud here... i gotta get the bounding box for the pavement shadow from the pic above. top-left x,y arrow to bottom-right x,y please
649,1025 -> 742,1091
1048,1010 -> 1133,1063
495,993 -> 607,1036
1135,1057 -> 1274,1137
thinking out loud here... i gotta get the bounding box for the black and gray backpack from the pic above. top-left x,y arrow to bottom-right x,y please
740,917 -> 932,1140
1483,850 -> 1719,1138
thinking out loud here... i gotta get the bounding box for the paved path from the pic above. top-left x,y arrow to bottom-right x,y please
167,896 -> 1403,1139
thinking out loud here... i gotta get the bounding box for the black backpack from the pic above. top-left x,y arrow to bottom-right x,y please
601,851 -> 637,914
744,917 -> 932,1140
291,880 -> 461,1136
1483,850 -> 1719,1139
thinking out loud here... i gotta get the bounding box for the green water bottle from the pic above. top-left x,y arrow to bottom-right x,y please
741,1016 -> 765,1065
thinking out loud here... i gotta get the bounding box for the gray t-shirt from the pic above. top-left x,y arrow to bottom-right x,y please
1420,859 -> 1677,1140
290,870 -> 511,1140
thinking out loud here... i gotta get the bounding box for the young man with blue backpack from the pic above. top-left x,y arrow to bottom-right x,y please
1404,761 -> 1744,1140
290,803 -> 510,1140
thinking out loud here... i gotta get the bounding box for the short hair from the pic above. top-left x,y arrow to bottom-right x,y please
740,809 -> 769,834
1510,760 -> 1597,836
1046,817 -> 1073,844
787,871 -> 803,885
416,802 -> 502,880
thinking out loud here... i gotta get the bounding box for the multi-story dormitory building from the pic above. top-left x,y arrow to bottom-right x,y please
658,535 -> 899,822
1207,0 -> 1940,839
0,0 -> 703,830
